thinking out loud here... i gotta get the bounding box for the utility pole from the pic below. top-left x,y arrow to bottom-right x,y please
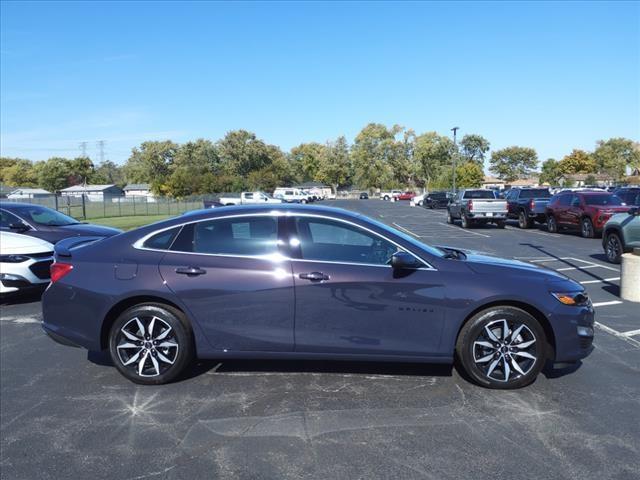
79,141 -> 88,157
451,127 -> 459,194
97,140 -> 105,163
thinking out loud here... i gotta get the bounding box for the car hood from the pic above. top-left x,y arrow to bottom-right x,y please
0,231 -> 54,254
57,223 -> 122,236
439,247 -> 568,280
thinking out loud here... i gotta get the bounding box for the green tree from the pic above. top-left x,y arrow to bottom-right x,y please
36,157 -> 73,192
124,141 -> 178,195
91,160 -> 125,186
593,138 -> 640,180
317,136 -> 352,194
489,146 -> 538,182
1,158 -> 37,186
351,123 -> 402,189
217,130 -> 271,178
67,156 -> 95,186
558,149 -> 596,175
290,142 -> 325,181
539,158 -> 562,185
413,132 -> 455,189
460,134 -> 490,165
246,145 -> 295,192
166,139 -> 219,197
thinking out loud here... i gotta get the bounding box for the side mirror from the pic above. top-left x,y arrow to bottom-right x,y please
629,207 -> 639,216
390,251 -> 422,270
9,222 -> 30,232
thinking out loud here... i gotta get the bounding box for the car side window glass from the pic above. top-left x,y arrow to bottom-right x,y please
143,227 -> 181,250
171,216 -> 278,256
294,217 -> 398,265
570,195 -> 581,207
0,209 -> 21,228
558,194 -> 571,206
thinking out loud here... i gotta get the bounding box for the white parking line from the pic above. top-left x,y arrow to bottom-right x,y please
592,301 -> 623,307
621,329 -> 640,337
392,223 -> 421,238
580,277 -> 620,284
595,322 -> 640,347
557,265 -> 602,271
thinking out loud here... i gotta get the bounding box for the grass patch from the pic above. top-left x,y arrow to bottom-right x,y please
92,215 -> 174,231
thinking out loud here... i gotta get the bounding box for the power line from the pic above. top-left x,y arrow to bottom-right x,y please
79,141 -> 88,157
97,140 -> 105,163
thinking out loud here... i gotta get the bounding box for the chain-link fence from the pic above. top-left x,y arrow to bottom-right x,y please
2,195 -> 204,220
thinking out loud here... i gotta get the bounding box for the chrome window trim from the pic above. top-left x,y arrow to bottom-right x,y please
0,208 -> 36,231
131,211 -> 437,271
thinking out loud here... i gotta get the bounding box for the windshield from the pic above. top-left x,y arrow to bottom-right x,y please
519,189 -> 551,199
583,194 -> 624,206
14,205 -> 79,226
463,190 -> 495,199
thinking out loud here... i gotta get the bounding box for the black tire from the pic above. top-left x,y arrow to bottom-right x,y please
518,211 -> 532,229
604,232 -> 623,264
581,217 -> 595,238
383,195 -> 390,201
109,303 -> 194,385
496,220 -> 506,229
456,306 -> 547,389
547,215 -> 558,233
446,210 -> 454,224
300,199 -> 307,204
461,215 -> 472,229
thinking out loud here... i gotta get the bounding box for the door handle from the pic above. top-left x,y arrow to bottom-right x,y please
175,266 -> 206,276
299,271 -> 329,282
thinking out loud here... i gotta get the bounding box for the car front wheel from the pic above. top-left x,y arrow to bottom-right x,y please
547,215 -> 558,233
456,306 -> 546,389
109,304 -> 194,385
446,210 -> 454,224
604,232 -> 623,264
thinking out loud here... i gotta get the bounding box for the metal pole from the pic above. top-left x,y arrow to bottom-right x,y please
451,127 -> 459,194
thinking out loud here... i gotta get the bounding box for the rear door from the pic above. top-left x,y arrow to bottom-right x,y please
287,215 -> 445,356
566,194 -> 583,228
158,214 -> 294,352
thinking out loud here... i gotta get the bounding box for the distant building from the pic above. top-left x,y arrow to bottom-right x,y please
60,184 -> 124,202
505,177 -> 540,188
481,176 -> 506,190
295,181 -> 334,199
6,187 -> 51,199
558,173 -> 614,188
124,183 -> 156,202
0,185 -> 16,198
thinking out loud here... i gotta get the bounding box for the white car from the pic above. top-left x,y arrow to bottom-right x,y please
380,190 -> 402,201
273,187 -> 309,203
0,232 -> 54,294
410,193 -> 427,207
218,191 -> 282,206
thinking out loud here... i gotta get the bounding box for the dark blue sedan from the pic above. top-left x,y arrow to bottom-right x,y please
42,204 -> 594,388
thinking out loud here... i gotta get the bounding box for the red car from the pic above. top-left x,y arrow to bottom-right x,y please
546,191 -> 630,238
396,191 -> 416,201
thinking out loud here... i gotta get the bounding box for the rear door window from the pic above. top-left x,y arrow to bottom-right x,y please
171,216 -> 279,256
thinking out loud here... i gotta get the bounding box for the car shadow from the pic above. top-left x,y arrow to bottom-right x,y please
542,360 -> 582,379
0,286 -> 46,306
87,351 -> 454,381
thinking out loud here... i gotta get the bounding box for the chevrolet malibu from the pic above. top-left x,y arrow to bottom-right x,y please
42,205 -> 594,389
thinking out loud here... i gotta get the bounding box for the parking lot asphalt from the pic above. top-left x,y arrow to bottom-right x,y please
1,200 -> 639,480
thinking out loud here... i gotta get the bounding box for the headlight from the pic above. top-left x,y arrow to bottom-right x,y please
551,291 -> 590,306
0,255 -> 30,263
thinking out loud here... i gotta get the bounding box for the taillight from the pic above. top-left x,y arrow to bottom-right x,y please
467,200 -> 473,211
529,199 -> 535,210
50,262 -> 73,283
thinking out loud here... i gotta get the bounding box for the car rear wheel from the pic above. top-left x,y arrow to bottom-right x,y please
518,211 -> 531,229
109,304 -> 194,385
604,232 -> 623,264
547,215 -> 558,233
496,220 -> 506,229
581,217 -> 595,238
456,306 -> 546,389
461,215 -> 472,228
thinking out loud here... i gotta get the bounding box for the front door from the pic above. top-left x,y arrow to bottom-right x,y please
159,215 -> 294,352
287,215 -> 445,356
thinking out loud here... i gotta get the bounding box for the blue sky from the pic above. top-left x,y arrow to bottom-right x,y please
1,1 -> 638,169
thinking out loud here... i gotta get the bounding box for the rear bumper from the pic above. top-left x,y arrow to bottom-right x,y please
42,324 -> 83,348
467,213 -> 507,220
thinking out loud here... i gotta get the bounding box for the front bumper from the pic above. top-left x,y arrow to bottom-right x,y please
551,303 -> 595,363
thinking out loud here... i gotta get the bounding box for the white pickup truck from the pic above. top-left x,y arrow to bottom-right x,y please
218,191 -> 282,206
447,189 -> 508,228
380,190 -> 402,201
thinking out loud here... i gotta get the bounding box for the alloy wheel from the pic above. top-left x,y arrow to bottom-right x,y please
116,315 -> 179,377
605,234 -> 622,263
581,218 -> 594,238
472,319 -> 538,383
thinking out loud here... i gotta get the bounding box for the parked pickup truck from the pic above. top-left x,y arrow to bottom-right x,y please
218,191 -> 282,206
447,189 -> 508,228
380,190 -> 402,201
505,187 -> 552,228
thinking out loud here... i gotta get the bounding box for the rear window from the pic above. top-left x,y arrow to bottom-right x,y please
463,190 -> 495,199
618,190 -> 640,206
143,227 -> 181,250
518,189 -> 551,199
583,194 -> 624,206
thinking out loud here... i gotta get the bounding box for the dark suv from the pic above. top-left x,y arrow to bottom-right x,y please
613,187 -> 640,207
545,191 -> 630,238
423,191 -> 451,209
